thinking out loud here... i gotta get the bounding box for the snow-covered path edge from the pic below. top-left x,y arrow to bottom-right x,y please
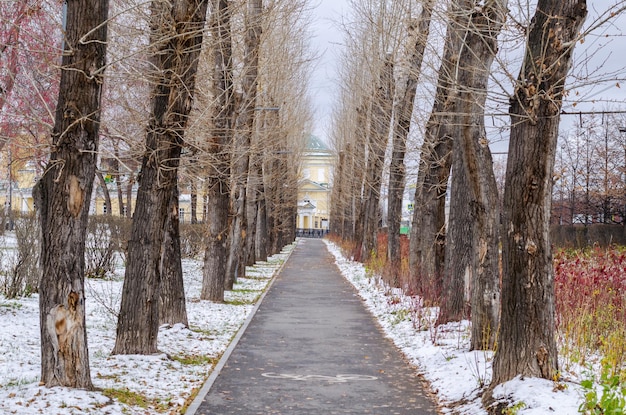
324,240 -> 584,415
0,242 -> 296,415
184,242 -> 292,415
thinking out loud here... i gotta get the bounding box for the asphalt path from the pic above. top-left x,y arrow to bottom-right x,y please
190,238 -> 439,414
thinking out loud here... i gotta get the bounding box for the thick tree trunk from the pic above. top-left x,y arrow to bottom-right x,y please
37,0 -> 108,389
201,0 -> 234,302
113,0 -> 208,354
438,1 -> 506,353
491,0 -> 587,387
359,56 -> 394,262
159,184 -> 188,327
387,2 -> 433,278
226,0 -> 263,289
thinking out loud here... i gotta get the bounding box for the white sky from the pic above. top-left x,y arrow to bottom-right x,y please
309,0 -> 349,145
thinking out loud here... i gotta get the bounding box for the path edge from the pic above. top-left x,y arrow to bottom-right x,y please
185,242 -> 296,414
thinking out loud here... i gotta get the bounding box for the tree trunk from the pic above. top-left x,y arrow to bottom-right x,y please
112,151 -> 125,217
359,56 -> 394,262
244,155 -> 259,265
125,173 -> 134,218
341,142 -> 355,240
201,0 -> 234,302
387,2 -> 433,278
347,107 -> 368,245
226,0 -> 263,289
159,184 -> 188,326
409,1 -> 463,298
438,1 -> 506,353
37,0 -> 108,389
113,0 -> 208,354
330,149 -> 346,236
190,180 -> 198,224
491,0 -> 587,387
255,191 -> 268,261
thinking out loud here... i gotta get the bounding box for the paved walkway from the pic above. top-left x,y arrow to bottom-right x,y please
190,238 -> 439,414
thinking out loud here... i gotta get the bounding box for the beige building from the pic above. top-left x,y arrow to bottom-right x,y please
297,135 -> 333,233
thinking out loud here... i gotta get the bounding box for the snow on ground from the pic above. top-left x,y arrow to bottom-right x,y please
324,240 -> 585,415
0,238 -> 588,414
0,243 -> 294,415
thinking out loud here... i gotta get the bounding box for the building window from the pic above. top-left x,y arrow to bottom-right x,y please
103,204 -> 107,215
179,208 -> 185,223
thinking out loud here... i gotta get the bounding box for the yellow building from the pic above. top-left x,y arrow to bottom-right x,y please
297,135 -> 333,233
0,160 -> 38,215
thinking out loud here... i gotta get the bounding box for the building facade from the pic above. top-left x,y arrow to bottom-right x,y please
297,135 -> 333,233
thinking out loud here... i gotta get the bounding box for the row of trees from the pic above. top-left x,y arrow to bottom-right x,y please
1,0 -> 314,389
329,0 -> 623,396
553,112 -> 626,225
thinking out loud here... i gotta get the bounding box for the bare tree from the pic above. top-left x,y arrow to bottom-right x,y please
226,0 -> 263,289
409,0 -> 465,297
387,0 -> 433,276
201,0 -> 234,302
438,0 -> 506,353
114,0 -> 208,354
359,56 -> 394,262
491,0 -> 587,387
37,0 -> 108,388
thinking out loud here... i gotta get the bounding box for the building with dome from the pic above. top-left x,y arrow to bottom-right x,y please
297,135 -> 333,235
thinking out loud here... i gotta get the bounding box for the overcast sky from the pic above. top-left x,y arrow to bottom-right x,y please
309,0 -> 349,145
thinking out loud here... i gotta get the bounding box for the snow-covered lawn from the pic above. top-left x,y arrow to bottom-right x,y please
0,243 -> 294,414
0,238 -> 593,414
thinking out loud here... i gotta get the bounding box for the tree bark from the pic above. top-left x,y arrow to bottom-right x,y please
492,0 -> 587,387
347,107 -> 368,246
387,2 -> 433,278
330,149 -> 346,236
409,1 -> 463,298
190,180 -> 198,224
37,0 -> 108,389
112,150 -> 125,216
244,153 -> 260,266
201,0 -> 234,302
125,173 -> 134,218
113,0 -> 208,354
359,56 -> 394,262
159,184 -> 188,326
226,0 -> 263,289
438,1 -> 506,353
